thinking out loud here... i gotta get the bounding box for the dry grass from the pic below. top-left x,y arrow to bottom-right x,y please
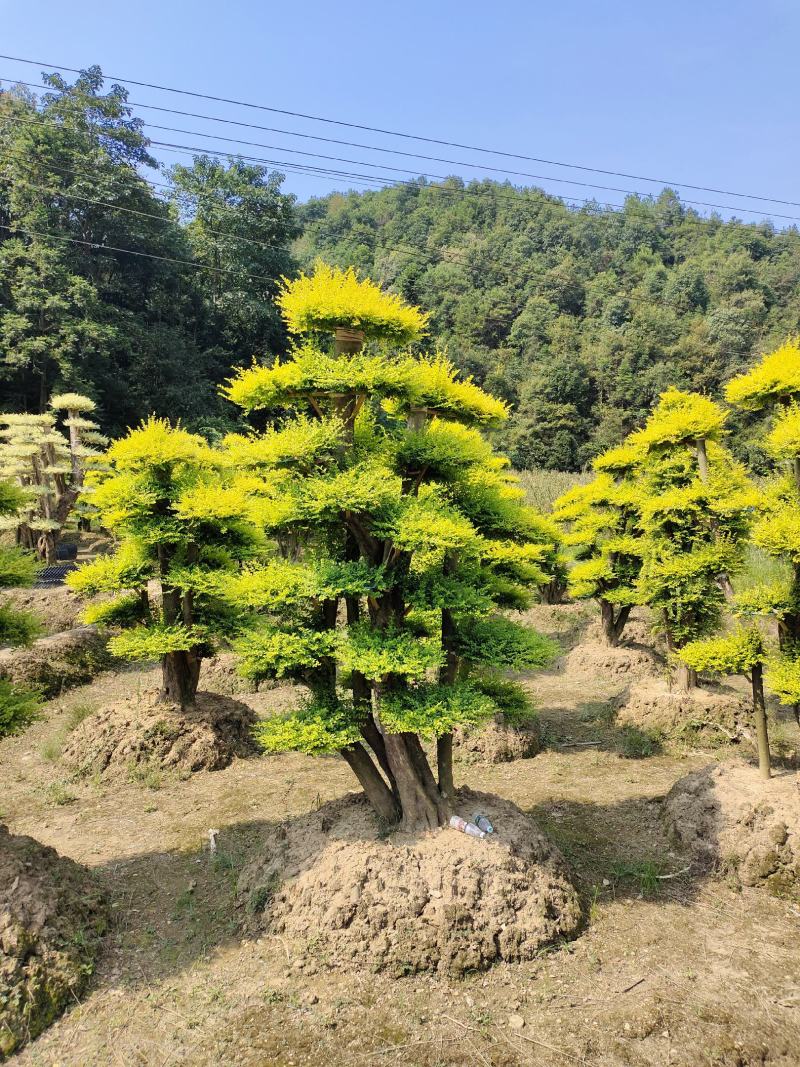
514,467 -> 590,512
2,612 -> 799,1066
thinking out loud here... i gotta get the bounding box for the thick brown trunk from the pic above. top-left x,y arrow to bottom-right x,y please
437,733 -> 455,798
613,604 -> 632,643
752,664 -> 771,780
359,712 -> 396,794
161,649 -> 201,707
675,662 -> 698,692
383,732 -> 448,832
599,599 -> 617,646
540,578 -> 566,605
37,531 -> 56,565
341,743 -> 399,824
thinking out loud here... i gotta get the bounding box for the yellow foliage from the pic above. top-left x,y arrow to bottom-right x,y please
726,338 -> 800,410
278,261 -> 428,343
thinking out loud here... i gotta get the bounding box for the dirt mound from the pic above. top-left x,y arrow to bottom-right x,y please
2,586 -> 84,636
238,788 -> 581,977
514,602 -> 591,649
199,653 -> 257,696
665,761 -> 800,897
614,679 -> 751,743
0,824 -> 108,1059
456,712 -> 541,762
563,638 -> 663,679
61,690 -> 258,778
0,625 -> 115,698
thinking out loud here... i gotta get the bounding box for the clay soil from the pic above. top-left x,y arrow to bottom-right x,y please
2,605 -> 800,1065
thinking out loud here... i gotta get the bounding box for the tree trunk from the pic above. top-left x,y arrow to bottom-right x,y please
437,597 -> 459,799
675,662 -> 698,692
599,599 -> 617,646
37,531 -> 56,565
342,743 -> 400,824
161,649 -> 201,707
382,732 -> 449,832
540,578 -> 566,605
613,604 -> 632,644
696,438 -> 709,482
437,733 -> 455,798
752,664 -> 771,780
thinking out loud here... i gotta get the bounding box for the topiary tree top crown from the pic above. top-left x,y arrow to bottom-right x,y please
277,261 -> 429,344
49,393 -> 97,414
725,338 -> 800,410
628,388 -> 728,452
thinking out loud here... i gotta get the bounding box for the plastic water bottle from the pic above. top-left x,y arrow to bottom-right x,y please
449,815 -> 486,839
472,813 -> 494,834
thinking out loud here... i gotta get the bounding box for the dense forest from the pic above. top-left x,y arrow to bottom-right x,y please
3,68 -> 800,468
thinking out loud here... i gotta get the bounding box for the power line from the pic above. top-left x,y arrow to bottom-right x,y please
5,108 -> 799,276
7,74 -> 798,214
0,220 -> 292,281
4,95 -> 799,227
1,52 -> 797,211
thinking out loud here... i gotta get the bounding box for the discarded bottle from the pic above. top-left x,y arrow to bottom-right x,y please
472,812 -> 494,834
449,815 -> 486,839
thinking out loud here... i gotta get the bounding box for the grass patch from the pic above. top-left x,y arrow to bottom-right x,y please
608,859 -> 665,896
515,468 -> 590,513
618,724 -> 662,758
44,780 -> 77,806
128,761 -> 163,790
64,704 -> 94,731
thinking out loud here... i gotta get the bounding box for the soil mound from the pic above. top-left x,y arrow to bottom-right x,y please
199,653 -> 257,696
2,586 -> 84,636
0,625 -> 115,698
0,824 -> 108,1059
238,788 -> 581,977
456,712 -> 541,762
61,690 -> 258,778
665,762 -> 800,897
614,679 -> 751,743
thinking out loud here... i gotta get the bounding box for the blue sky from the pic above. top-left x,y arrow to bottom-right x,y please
1,0 -> 798,225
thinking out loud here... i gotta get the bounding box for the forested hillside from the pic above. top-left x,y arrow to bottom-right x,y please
297,184 -> 800,469
3,68 -> 800,468
0,69 -> 298,436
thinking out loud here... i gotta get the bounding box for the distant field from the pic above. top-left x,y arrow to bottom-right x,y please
514,468 -> 590,512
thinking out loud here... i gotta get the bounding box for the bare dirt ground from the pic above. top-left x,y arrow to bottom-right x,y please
3,605 -> 800,1065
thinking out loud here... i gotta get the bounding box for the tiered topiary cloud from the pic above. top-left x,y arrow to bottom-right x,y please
726,338 -> 800,719
223,263 -> 559,830
0,392 -> 107,562
66,418 -> 262,707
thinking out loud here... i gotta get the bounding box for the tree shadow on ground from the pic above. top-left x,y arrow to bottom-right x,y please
524,790 -> 710,910
535,692 -> 666,758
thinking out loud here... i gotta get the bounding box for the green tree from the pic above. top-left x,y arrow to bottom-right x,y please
598,390 -> 757,687
679,626 -> 771,778
553,459 -> 644,646
0,478 -> 42,737
224,264 -> 557,830
66,419 -> 261,706
726,339 -> 800,720
0,70 -> 231,431
169,156 -> 300,362
0,393 -> 106,561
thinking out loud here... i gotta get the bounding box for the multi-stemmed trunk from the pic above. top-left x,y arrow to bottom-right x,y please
330,327 -> 452,832
599,598 -> 631,647
161,649 -> 201,708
